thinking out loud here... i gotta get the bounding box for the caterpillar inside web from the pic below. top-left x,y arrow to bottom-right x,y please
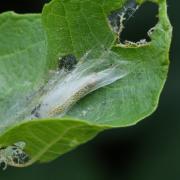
2,6 -> 137,122
25,48 -> 133,119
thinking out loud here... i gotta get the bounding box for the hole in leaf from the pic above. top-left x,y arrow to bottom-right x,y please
120,1 -> 159,44
108,0 -> 138,34
0,142 -> 29,169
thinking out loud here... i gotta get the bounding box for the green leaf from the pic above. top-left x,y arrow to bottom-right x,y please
0,12 -> 102,167
0,0 -> 172,168
0,12 -> 46,126
42,0 -> 172,126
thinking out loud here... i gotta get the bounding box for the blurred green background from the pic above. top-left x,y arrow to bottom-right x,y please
0,0 -> 179,179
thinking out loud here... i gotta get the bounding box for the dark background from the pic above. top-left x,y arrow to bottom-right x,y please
0,0 -> 179,179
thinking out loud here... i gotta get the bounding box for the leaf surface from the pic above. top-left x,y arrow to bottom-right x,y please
0,0 -> 172,167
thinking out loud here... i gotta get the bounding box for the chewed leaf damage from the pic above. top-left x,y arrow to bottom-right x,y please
108,0 -> 159,47
0,142 -> 29,170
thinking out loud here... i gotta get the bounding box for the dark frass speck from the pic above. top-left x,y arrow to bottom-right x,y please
58,54 -> 77,71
